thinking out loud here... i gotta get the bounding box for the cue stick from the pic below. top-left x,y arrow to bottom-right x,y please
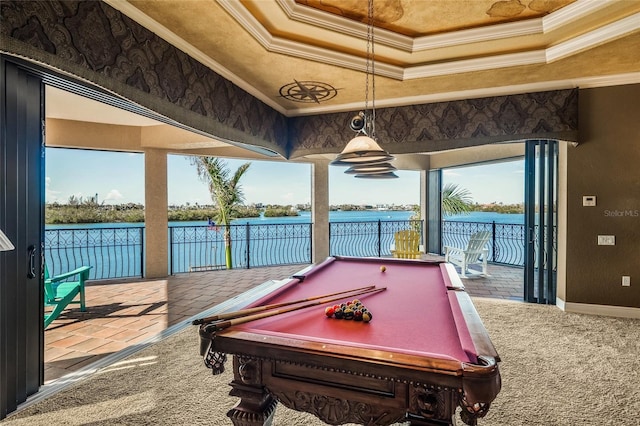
205,286 -> 386,331
192,285 -> 376,325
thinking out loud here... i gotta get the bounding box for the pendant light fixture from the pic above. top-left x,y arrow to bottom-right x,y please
330,0 -> 398,178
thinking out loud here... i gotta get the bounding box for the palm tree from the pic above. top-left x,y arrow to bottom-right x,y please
192,157 -> 251,269
441,182 -> 473,216
411,182 -> 473,222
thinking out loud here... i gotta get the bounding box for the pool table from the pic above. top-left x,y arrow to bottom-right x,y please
198,256 -> 501,426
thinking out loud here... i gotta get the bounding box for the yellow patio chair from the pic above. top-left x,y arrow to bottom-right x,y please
44,264 -> 92,328
444,231 -> 491,278
391,230 -> 424,259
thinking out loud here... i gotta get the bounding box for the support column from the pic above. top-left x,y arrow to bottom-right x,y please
420,170 -> 428,251
311,160 -> 330,262
426,169 -> 442,255
556,142 -> 567,305
144,148 -> 168,278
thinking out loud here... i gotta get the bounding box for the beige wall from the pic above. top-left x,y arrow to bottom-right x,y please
144,149 -> 169,278
311,160 -> 330,262
564,84 -> 640,308
429,143 -> 525,169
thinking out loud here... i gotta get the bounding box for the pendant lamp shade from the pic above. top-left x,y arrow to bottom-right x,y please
330,135 -> 394,165
341,135 -> 383,155
354,171 -> 398,179
344,163 -> 397,175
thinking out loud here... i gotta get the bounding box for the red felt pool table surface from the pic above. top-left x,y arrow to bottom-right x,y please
231,256 -> 478,365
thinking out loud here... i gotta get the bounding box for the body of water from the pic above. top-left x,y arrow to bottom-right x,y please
445,211 -> 523,224
46,210 -> 523,228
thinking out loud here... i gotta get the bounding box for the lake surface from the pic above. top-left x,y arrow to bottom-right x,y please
46,210 -> 523,229
444,211 -> 523,224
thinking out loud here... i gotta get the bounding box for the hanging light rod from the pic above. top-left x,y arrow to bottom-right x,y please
330,0 -> 396,178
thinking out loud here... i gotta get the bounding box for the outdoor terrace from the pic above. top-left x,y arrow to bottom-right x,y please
44,259 -> 523,383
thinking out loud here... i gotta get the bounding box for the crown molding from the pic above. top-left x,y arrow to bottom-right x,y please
279,0 -> 543,52
269,0 -> 544,52
277,0 -> 412,51
412,19 -> 542,51
543,0 -> 614,32
222,0 -> 638,80
275,0 -> 621,52
403,51 -> 546,80
547,12 -> 640,62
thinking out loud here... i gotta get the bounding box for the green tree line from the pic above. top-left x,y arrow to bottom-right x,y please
45,202 -> 265,224
46,200 -> 522,224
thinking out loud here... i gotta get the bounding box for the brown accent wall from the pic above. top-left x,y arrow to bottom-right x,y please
566,84 -> 640,307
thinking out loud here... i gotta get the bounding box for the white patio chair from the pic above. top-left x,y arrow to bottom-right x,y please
444,231 -> 491,278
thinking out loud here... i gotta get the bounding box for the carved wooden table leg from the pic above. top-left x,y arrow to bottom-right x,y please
406,383 -> 457,425
226,356 -> 278,426
458,394 -> 491,426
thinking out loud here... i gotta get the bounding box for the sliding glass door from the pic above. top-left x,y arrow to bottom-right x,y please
524,140 -> 557,304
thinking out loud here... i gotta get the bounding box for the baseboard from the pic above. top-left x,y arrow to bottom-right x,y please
556,298 -> 640,319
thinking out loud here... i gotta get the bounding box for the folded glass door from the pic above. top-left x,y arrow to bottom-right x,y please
524,140 -> 557,304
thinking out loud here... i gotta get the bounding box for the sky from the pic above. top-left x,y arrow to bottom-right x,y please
45,148 -> 524,206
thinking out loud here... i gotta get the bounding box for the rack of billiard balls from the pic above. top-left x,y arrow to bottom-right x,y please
324,299 -> 373,322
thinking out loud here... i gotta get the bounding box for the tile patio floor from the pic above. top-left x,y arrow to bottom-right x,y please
44,260 -> 523,383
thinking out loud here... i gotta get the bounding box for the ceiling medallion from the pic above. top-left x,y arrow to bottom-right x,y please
279,80 -> 338,103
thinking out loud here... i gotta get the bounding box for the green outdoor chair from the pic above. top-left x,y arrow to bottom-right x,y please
44,264 -> 92,328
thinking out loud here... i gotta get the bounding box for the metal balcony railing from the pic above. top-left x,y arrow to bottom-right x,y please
442,221 -> 526,265
44,226 -> 144,280
44,218 -> 532,281
169,223 -> 312,273
329,220 -> 423,257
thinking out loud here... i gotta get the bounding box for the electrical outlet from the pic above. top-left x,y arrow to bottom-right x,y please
582,195 -> 596,206
597,235 -> 615,245
622,276 -> 631,287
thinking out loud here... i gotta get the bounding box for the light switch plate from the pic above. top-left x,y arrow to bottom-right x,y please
583,196 -> 596,206
597,235 -> 615,245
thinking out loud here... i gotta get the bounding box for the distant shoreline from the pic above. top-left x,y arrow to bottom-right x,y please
45,210 -> 524,228
45,202 -> 523,225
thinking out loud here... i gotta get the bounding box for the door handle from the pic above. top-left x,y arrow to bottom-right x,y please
27,245 -> 36,279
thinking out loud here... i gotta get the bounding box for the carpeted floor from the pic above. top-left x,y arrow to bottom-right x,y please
3,298 -> 639,426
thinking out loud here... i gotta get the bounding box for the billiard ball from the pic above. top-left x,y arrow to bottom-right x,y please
380,266 -> 386,272
362,311 -> 372,322
343,308 -> 354,320
325,306 -> 335,317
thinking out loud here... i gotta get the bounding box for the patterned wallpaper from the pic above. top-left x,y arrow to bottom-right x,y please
289,89 -> 578,158
1,1 -> 578,160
